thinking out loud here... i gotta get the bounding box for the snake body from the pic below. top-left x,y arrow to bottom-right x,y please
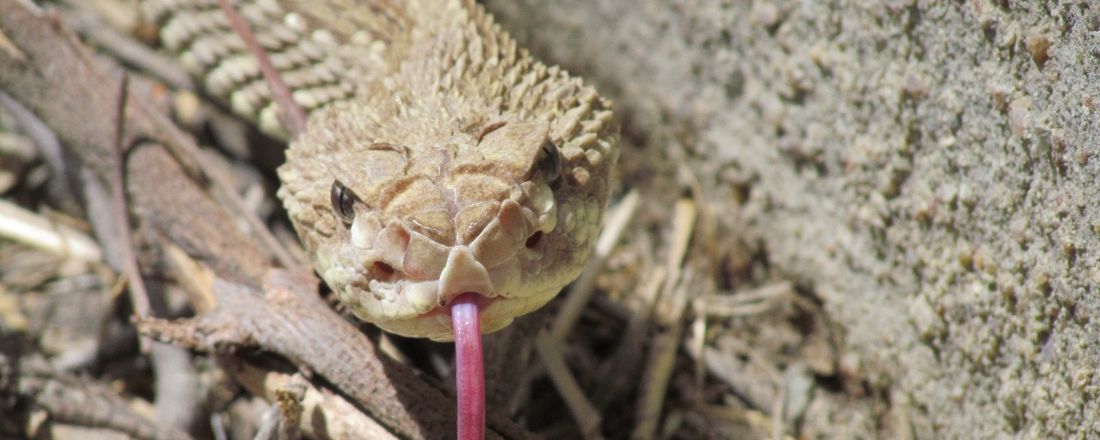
143,0 -> 618,340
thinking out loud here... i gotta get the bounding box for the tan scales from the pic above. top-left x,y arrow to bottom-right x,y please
143,0 -> 619,340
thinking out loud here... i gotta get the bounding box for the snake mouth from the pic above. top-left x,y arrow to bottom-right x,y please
409,292 -> 505,342
416,292 -> 497,319
445,292 -> 496,311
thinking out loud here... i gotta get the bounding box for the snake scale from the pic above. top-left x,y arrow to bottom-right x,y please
142,0 -> 618,341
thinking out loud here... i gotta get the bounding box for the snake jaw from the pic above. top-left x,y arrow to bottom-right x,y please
403,280 -> 441,313
324,194 -> 552,340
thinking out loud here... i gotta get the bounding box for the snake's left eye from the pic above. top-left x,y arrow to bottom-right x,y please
330,180 -> 360,225
536,140 -> 562,184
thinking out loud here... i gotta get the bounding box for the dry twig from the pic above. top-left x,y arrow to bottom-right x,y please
6,355 -> 193,440
0,199 -> 101,263
534,332 -> 603,439
631,198 -> 697,440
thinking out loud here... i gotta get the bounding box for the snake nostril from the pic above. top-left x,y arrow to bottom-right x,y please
525,231 -> 543,248
372,261 -> 396,279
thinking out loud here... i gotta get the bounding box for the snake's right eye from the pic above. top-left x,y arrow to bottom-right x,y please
536,140 -> 562,184
330,180 -> 360,225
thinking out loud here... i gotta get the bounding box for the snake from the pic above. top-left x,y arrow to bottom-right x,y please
141,0 -> 618,341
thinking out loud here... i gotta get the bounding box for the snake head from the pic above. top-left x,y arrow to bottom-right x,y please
277,82 -> 616,342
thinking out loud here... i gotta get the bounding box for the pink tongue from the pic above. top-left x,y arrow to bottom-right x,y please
451,293 -> 485,440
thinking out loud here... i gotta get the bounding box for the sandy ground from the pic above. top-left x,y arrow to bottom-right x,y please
485,1 -> 1100,438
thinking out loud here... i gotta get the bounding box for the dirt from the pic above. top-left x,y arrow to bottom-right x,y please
486,1 -> 1100,438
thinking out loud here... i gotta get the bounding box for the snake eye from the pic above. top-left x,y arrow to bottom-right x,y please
330,180 -> 360,225
536,140 -> 562,183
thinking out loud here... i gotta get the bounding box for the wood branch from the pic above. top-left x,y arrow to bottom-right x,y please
137,269 -> 536,440
228,359 -> 399,440
0,2 -> 268,285
0,198 -> 102,263
0,1 -> 295,271
1,349 -> 193,440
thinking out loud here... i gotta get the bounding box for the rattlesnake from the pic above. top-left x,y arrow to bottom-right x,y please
142,0 -> 618,341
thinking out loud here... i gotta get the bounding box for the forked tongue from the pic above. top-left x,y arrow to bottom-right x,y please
451,292 -> 485,440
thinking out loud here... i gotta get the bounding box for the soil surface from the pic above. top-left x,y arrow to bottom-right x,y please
485,1 -> 1100,438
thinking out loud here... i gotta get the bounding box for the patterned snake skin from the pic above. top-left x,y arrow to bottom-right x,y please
143,0 -> 618,340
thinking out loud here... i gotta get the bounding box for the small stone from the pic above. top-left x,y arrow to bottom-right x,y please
1074,369 -> 1093,390
910,297 -> 945,342
957,244 -> 974,271
988,82 -> 1011,112
902,72 -> 929,99
752,2 -> 781,29
1025,33 -> 1051,67
1084,96 -> 1098,113
1007,97 -> 1031,137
